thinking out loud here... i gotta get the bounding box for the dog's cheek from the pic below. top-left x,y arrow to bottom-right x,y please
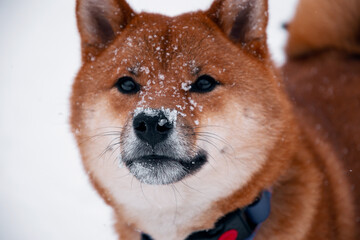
78,95 -> 132,186
191,102 -> 277,193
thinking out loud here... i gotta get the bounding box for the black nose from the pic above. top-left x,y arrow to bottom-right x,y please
133,112 -> 174,147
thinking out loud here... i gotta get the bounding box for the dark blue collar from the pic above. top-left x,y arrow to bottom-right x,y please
141,190 -> 271,240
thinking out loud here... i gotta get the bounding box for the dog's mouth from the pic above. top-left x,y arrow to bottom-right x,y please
124,152 -> 207,185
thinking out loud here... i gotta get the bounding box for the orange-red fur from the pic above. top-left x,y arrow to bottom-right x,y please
286,0 -> 360,58
71,0 -> 358,239
283,0 -> 360,238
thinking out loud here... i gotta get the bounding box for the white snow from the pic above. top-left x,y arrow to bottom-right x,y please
181,81 -> 192,91
189,98 -> 198,107
163,108 -> 178,125
140,66 -> 150,74
126,37 -> 134,47
134,107 -> 178,126
0,0 -> 298,240
158,73 -> 165,80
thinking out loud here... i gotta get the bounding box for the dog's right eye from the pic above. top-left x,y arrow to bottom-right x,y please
115,76 -> 140,94
190,75 -> 219,93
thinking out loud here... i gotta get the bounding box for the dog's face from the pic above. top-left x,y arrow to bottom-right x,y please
72,0 -> 295,234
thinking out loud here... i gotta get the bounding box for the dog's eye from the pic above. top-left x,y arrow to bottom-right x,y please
190,75 -> 219,93
115,76 -> 140,94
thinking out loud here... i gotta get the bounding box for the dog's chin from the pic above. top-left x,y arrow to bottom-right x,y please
124,153 -> 207,185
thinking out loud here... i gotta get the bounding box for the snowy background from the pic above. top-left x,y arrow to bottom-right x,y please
0,0 -> 298,239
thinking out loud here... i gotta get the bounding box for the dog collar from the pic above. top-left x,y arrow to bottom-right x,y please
141,190 -> 271,240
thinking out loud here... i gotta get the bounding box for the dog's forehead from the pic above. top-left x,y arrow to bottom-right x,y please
129,13 -> 213,43
115,13 -> 218,68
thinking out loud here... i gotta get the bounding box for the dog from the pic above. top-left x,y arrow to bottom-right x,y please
70,0 -> 358,239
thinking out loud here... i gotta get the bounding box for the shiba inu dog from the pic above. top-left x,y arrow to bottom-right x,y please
71,0 -> 358,239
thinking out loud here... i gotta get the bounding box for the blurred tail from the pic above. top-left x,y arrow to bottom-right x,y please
285,0 -> 360,58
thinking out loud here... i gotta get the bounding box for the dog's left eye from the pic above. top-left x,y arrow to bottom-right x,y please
190,75 -> 219,93
115,76 -> 140,94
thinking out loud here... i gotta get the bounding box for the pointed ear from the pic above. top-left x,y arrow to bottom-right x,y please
76,0 -> 135,62
206,0 -> 268,59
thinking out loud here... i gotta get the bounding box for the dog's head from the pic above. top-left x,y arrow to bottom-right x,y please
71,0 -> 296,211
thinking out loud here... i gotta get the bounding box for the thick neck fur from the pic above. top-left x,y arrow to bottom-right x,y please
257,128 -> 355,240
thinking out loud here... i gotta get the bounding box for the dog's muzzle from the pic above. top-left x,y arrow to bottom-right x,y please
120,108 -> 207,185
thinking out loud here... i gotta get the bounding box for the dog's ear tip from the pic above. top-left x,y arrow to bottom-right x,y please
76,0 -> 135,62
206,0 -> 269,59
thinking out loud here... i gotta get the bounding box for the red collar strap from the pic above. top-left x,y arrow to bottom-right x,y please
141,190 -> 271,240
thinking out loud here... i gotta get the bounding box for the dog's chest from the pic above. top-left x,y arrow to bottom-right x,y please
116,186 -> 215,240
